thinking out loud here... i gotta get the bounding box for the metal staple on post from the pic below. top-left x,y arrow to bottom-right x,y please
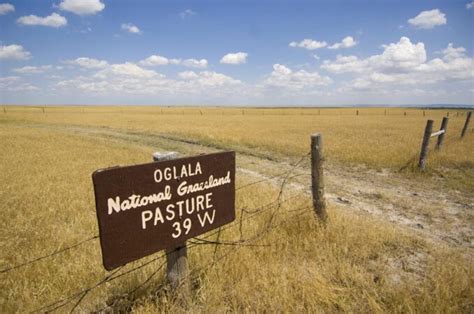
311,134 -> 327,222
418,120 -> 433,170
152,151 -> 190,296
436,117 -> 448,150
461,111 -> 472,138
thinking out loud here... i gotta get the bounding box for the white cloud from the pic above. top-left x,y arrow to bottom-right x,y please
440,43 -> 466,61
321,55 -> 368,73
0,76 -> 38,91
17,13 -> 67,28
140,55 -> 180,66
0,44 -> 31,60
179,9 -> 196,19
322,38 -> 472,91
66,57 -> 109,69
408,9 -> 447,29
95,62 -> 159,79
328,36 -> 357,49
182,59 -> 208,68
121,23 -> 141,34
55,64 -> 241,98
289,39 -> 327,50
139,55 -> 207,68
220,52 -> 248,64
0,3 -> 14,15
178,71 -> 199,80
13,65 -> 53,74
466,1 -> 474,9
58,0 -> 104,16
264,64 -> 331,90
177,71 -> 241,87
322,37 -> 426,73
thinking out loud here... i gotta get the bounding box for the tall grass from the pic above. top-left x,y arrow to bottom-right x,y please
0,122 -> 472,312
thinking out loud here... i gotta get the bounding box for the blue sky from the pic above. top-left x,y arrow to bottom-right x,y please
0,0 -> 473,106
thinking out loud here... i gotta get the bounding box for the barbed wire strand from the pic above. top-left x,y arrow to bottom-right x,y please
1,235 -> 99,274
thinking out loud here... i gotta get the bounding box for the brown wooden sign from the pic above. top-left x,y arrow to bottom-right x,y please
92,151 -> 235,270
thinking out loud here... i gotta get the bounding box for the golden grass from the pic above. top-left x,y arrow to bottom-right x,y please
2,106 -> 472,169
0,121 -> 473,312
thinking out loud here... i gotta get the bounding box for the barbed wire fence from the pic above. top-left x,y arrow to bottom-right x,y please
2,105 -> 470,117
1,113 -> 471,312
1,151 -> 317,313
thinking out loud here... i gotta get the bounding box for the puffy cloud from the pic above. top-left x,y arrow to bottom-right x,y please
220,52 -> 248,64
371,37 -> 426,70
179,9 -> 196,19
121,23 -> 141,34
140,55 -> 180,66
58,0 -> 105,16
408,9 -> 446,29
17,13 -> 67,28
289,39 -> 327,50
321,55 -> 368,73
0,44 -> 31,60
12,65 -> 53,74
95,62 -> 159,79
323,38 -> 473,91
178,71 -> 199,80
55,64 -> 242,98
181,58 -> 208,68
264,64 -> 331,90
0,3 -> 14,15
440,43 -> 466,61
177,71 -> 241,87
66,57 -> 109,69
467,2 -> 474,9
328,36 -> 357,49
0,76 -> 38,91
140,55 -> 207,68
322,37 -> 426,73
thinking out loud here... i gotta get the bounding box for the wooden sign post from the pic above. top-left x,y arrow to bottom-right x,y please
311,133 -> 327,222
152,152 -> 188,291
92,151 -> 236,271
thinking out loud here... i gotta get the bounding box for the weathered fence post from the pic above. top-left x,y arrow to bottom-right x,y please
152,152 -> 190,295
311,134 -> 327,222
356,110 -> 359,116
436,117 -> 449,150
3,106 -> 6,114
418,120 -> 433,170
461,111 -> 472,138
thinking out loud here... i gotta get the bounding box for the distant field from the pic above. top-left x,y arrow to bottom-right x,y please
0,106 -> 472,312
2,106 -> 473,190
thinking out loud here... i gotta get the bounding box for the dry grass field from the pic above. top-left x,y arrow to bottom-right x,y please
0,106 -> 473,312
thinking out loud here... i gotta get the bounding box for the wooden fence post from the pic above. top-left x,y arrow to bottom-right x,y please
152,152 -> 190,295
436,117 -> 448,150
356,110 -> 359,116
3,106 -> 6,114
418,120 -> 433,170
311,134 -> 327,222
461,111 -> 472,138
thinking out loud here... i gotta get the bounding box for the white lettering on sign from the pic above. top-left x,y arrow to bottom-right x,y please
177,171 -> 231,196
141,192 -> 214,230
154,162 -> 202,183
107,185 -> 172,215
198,210 -> 216,227
104,159 -> 232,240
